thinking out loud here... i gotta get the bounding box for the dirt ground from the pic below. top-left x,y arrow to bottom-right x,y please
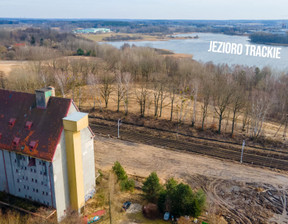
94,136 -> 288,224
0,60 -> 27,76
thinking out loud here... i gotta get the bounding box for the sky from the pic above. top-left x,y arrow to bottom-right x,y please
0,0 -> 288,20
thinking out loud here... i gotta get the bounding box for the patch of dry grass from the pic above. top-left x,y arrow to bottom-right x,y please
0,61 -> 27,76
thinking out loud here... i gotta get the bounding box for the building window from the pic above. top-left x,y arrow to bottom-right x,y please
26,177 -> 28,181
32,178 -> 34,182
46,192 -> 48,196
17,179 -> 19,183
27,186 -> 29,190
35,179 -> 37,183
36,189 -> 38,193
18,188 -> 21,192
28,157 -> 36,167
16,169 -> 18,173
24,185 -> 26,189
33,188 -> 35,192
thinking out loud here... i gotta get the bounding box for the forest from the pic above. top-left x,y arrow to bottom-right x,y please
250,32 -> 288,45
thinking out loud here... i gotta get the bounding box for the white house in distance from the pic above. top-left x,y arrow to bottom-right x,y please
0,87 -> 95,221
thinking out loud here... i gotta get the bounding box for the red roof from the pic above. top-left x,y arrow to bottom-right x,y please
13,43 -> 26,47
0,89 -> 72,161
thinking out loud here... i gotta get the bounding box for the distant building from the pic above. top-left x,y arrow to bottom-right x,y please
73,28 -> 111,34
0,87 -> 95,221
13,43 -> 26,48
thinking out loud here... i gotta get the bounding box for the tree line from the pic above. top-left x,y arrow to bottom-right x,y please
250,32 -> 288,45
1,37 -> 288,140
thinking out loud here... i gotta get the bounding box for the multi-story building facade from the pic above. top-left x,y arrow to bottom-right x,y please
0,87 -> 95,221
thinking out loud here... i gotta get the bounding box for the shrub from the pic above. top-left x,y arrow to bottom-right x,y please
76,48 -> 84,55
112,161 -> 127,181
142,172 -> 163,203
158,178 -> 206,218
112,161 -> 134,192
120,178 -> 135,191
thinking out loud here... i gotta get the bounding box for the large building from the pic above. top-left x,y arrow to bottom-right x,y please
0,87 -> 95,221
73,28 -> 111,34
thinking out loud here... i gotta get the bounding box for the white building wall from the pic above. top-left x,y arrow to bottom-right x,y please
81,128 -> 95,201
0,149 -> 54,206
0,150 -> 8,192
52,132 -> 70,222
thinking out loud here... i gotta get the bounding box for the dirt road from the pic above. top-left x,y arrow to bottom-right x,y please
95,136 -> 288,223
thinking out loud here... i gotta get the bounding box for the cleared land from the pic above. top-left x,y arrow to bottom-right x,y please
94,135 -> 288,224
90,120 -> 288,171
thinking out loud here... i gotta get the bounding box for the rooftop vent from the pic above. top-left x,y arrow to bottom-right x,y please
47,86 -> 55,96
25,121 -> 33,130
13,137 -> 20,146
9,118 -> 16,127
29,141 -> 37,151
35,87 -> 55,109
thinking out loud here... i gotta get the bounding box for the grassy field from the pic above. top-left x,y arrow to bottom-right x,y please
0,61 -> 27,76
80,32 -> 162,42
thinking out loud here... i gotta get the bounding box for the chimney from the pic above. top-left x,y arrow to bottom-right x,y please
35,87 -> 54,109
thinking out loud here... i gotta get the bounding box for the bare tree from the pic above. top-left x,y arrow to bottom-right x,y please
152,74 -> 168,118
191,79 -> 199,127
123,72 -> 132,115
115,71 -> 125,112
242,104 -> 251,132
168,82 -> 177,121
250,90 -> 272,138
213,74 -> 233,133
136,84 -> 149,117
50,58 -> 70,97
200,78 -> 212,130
230,86 -> 246,136
100,74 -> 114,108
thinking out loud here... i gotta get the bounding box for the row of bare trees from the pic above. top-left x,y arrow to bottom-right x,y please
3,43 -> 288,140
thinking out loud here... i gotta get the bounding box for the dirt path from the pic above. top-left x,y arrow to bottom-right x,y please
95,136 -> 288,223
95,136 -> 288,186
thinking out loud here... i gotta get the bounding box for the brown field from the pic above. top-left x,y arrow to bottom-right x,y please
80,33 -> 160,42
0,61 -> 27,76
94,136 -> 288,223
79,32 -> 199,43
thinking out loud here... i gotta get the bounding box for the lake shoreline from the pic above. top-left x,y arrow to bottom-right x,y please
101,32 -> 288,70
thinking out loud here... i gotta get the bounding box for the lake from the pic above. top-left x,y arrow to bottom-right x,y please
103,33 -> 288,71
